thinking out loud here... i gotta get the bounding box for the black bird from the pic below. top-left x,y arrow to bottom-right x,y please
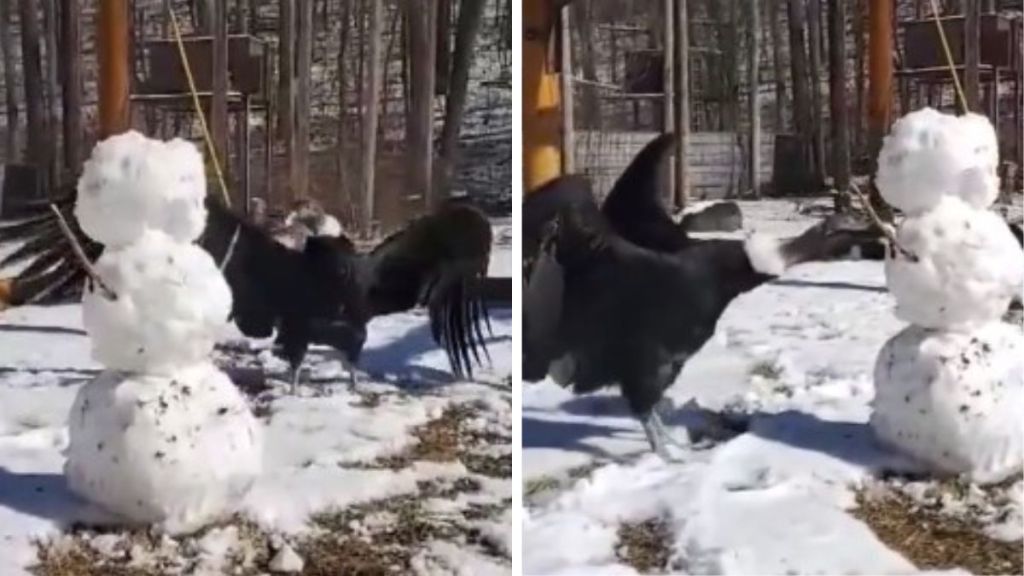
0,190 -> 494,388
524,133 -> 870,460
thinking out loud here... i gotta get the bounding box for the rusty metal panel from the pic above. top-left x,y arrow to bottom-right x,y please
136,35 -> 268,98
902,14 -> 1013,70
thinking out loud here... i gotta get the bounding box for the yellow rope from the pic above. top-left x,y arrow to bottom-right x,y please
165,6 -> 232,207
927,0 -> 970,114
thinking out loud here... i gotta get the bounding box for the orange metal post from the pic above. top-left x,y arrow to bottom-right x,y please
523,0 -> 563,192
97,0 -> 131,138
866,0 -> 895,217
867,0 -> 892,154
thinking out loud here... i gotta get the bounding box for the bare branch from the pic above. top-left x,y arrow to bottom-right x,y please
48,204 -> 118,300
844,183 -> 918,263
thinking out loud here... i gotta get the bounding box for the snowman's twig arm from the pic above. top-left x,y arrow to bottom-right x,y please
845,183 -> 919,263
48,204 -> 118,300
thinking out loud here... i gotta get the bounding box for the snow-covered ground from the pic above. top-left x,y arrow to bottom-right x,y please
523,200 -> 1022,575
0,220 -> 513,575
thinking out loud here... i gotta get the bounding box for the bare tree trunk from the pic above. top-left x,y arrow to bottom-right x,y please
662,0 -> 674,204
747,0 -> 761,196
42,0 -> 59,184
336,0 -> 351,189
561,5 -> 576,174
768,0 -> 787,132
192,0 -> 214,33
20,0 -> 47,172
404,0 -> 437,210
963,0 -> 979,112
674,0 -> 690,207
828,0 -> 851,209
60,0 -> 81,175
211,0 -> 230,200
786,0 -> 813,182
0,0 -> 17,159
806,0 -> 825,183
278,0 -> 295,205
435,0 -> 451,96
853,0 -> 864,161
573,1 -> 600,128
436,0 -> 486,197
361,0 -> 385,234
294,0 -> 312,200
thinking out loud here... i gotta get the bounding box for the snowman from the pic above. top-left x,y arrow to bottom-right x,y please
64,131 -> 262,533
870,108 -> 1023,485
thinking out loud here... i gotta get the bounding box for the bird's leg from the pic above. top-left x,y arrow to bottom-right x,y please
651,408 -> 692,450
640,411 -> 681,462
342,357 -> 359,391
289,362 -> 303,395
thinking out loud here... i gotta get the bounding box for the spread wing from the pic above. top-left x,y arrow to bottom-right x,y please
364,201 -> 494,379
0,188 -> 97,305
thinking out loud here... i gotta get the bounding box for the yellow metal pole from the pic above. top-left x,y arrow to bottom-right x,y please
523,0 -> 562,192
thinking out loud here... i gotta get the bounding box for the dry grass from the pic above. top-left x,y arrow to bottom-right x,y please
615,517 -> 673,574
852,486 -> 1023,575
32,517 -> 273,576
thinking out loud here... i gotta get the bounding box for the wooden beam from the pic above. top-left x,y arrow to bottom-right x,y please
20,0 -> 47,168
97,0 -> 131,138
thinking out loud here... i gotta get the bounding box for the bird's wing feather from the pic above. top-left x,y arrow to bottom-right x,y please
523,238 -> 564,382
600,132 -> 689,252
366,202 -> 493,380
0,190 -> 96,305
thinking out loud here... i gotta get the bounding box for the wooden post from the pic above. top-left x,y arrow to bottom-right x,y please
673,0 -> 690,207
964,0 -> 980,112
662,0 -> 675,205
211,0 -> 230,199
560,5 -> 575,174
829,0 -> 851,208
361,0 -> 385,234
97,0 -> 131,139
294,0 -> 312,200
747,0 -> 761,196
60,0 -> 82,175
523,0 -> 562,192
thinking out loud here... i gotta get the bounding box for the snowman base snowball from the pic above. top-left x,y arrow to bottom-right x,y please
65,364 -> 261,533
870,323 -> 1023,485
